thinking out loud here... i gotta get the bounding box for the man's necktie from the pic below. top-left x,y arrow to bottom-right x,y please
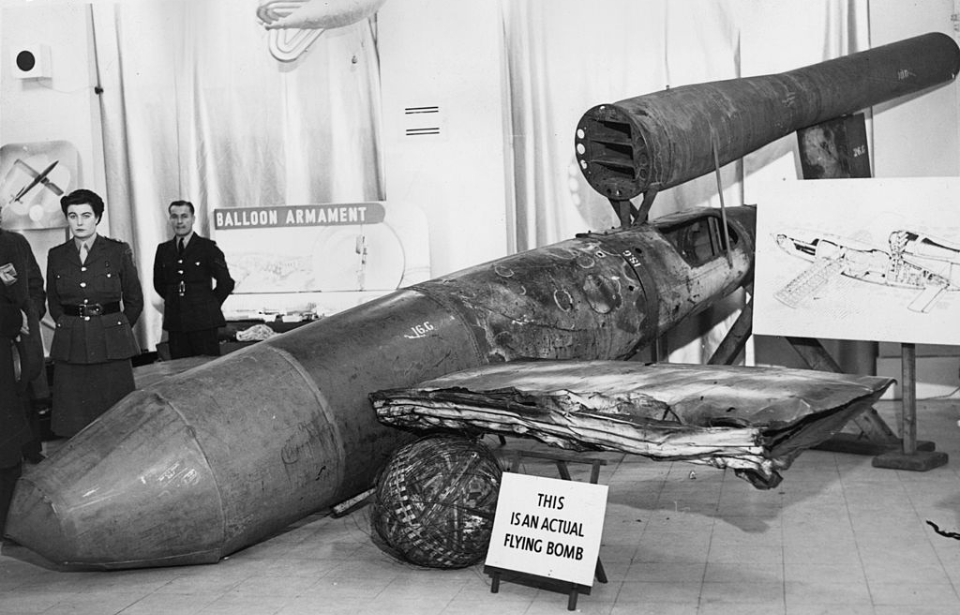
177,237 -> 185,256
79,243 -> 88,264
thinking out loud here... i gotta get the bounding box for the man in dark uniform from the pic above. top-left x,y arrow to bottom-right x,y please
0,216 -> 44,534
153,200 -> 235,359
0,207 -> 46,464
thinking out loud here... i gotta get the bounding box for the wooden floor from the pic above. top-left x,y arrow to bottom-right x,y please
2,399 -> 960,615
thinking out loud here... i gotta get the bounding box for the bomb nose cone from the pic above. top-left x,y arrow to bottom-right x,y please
4,390 -> 225,569
2,344 -> 367,569
4,478 -> 67,559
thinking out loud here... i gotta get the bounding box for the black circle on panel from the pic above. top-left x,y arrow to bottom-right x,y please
16,50 -> 37,72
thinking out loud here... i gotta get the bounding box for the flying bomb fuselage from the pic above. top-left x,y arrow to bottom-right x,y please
5,206 -> 753,568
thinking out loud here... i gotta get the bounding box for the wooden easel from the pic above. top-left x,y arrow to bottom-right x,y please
782,113 -> 944,469
486,449 -> 608,611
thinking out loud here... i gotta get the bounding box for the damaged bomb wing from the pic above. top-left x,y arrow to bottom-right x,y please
372,361 -> 895,489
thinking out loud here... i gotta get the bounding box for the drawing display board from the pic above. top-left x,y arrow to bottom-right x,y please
753,177 -> 960,345
214,200 -> 430,319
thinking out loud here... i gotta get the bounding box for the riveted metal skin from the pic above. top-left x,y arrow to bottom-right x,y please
576,32 -> 960,200
6,206 -> 754,569
413,206 -> 754,363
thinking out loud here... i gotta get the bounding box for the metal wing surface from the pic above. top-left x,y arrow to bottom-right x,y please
372,361 -> 893,489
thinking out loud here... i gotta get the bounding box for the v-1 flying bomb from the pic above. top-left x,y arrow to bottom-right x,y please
5,32 -> 959,569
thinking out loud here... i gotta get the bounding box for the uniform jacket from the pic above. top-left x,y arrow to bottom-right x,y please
0,229 -> 44,466
153,234 -> 234,332
0,229 -> 45,384
47,235 -> 143,364
0,229 -> 44,335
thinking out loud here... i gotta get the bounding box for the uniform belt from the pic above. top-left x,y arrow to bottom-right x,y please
62,302 -> 121,317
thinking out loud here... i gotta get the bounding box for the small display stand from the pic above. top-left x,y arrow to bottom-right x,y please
486,566 -> 597,612
485,449 -> 608,611
872,343 -> 949,471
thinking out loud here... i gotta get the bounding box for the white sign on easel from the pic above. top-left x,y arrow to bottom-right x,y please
485,472 -> 608,587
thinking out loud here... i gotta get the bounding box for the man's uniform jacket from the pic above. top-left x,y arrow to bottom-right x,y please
153,234 -> 234,332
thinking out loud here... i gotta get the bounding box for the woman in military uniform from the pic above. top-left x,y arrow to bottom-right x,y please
47,189 -> 143,438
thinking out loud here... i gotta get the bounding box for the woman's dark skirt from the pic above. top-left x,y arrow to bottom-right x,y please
52,360 -> 135,437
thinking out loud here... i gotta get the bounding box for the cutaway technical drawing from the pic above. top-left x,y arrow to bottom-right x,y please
774,228 -> 960,313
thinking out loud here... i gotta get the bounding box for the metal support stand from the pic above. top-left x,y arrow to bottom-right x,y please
707,295 -> 753,366
872,343 -> 949,471
609,182 -> 660,228
707,314 -> 944,464
786,337 -> 908,456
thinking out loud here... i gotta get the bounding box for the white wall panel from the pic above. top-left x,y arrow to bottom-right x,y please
378,0 -> 512,276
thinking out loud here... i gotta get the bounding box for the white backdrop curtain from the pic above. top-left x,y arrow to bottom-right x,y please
88,0 -> 866,358
91,0 -> 383,351
502,0 -> 868,363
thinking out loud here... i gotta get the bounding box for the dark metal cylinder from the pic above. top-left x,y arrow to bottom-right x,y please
576,32 -> 960,200
6,291 -> 486,567
5,207 -> 756,568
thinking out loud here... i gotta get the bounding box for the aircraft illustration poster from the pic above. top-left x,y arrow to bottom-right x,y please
212,200 -> 431,319
754,177 -> 960,345
0,140 -> 78,229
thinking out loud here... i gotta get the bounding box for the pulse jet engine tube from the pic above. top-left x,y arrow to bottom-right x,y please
575,32 -> 960,201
